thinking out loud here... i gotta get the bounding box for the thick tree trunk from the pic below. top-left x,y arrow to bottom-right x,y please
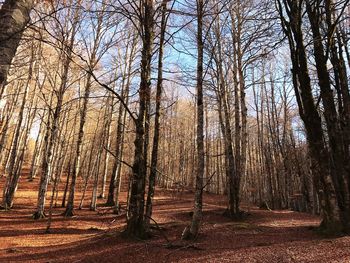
0,0 -> 34,97
306,2 -> 350,232
125,0 -> 154,238
277,0 -> 339,233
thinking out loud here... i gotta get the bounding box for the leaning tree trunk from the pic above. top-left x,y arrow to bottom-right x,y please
1,71 -> 29,209
277,0 -> 339,234
0,87 -> 20,161
0,0 -> 34,99
2,38 -> 38,207
306,1 -> 350,232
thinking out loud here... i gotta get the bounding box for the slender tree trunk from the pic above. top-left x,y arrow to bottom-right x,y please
64,73 -> 92,217
1,72 -> 29,209
99,97 -> 113,199
79,106 -> 103,209
182,0 -> 204,240
144,0 -> 168,229
33,7 -> 79,218
29,109 -> 46,181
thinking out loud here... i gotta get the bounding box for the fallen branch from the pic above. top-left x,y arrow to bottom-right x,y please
144,214 -> 171,244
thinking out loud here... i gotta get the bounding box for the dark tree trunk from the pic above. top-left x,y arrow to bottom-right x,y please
277,0 -> 339,233
306,1 -> 350,232
145,0 -> 168,229
125,0 -> 154,238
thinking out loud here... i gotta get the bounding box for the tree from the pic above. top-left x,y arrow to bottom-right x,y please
182,0 -> 205,240
64,0 -> 111,217
144,0 -> 170,230
33,0 -> 82,219
276,0 -> 340,232
125,0 -> 155,238
0,0 -> 34,98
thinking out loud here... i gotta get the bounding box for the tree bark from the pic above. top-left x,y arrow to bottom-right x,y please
182,0 -> 204,240
277,0 -> 338,232
0,0 -> 34,98
125,0 -> 154,238
144,0 -> 168,229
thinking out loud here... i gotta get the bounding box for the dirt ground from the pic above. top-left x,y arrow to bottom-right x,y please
0,171 -> 350,263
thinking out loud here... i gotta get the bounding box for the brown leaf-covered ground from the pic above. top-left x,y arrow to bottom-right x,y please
0,171 -> 350,263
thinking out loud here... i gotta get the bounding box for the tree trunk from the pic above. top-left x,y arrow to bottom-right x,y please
106,32 -> 136,207
125,0 -> 154,238
0,0 -> 34,97
277,0 -> 339,233
182,0 -> 204,240
144,0 -> 168,229
1,70 -> 29,209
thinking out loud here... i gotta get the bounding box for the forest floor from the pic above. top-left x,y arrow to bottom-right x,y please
1,171 -> 350,262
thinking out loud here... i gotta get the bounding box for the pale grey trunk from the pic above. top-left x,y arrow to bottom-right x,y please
113,99 -> 129,212
64,74 -> 92,216
33,94 -> 62,219
35,3 -> 80,219
79,110 -> 103,209
0,85 -> 20,165
2,75 -> 29,209
107,32 -> 136,207
0,0 -> 34,97
99,97 -> 114,199
90,135 -> 105,211
91,102 -> 112,210
28,109 -> 46,180
182,0 -> 204,240
65,3 -> 104,214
